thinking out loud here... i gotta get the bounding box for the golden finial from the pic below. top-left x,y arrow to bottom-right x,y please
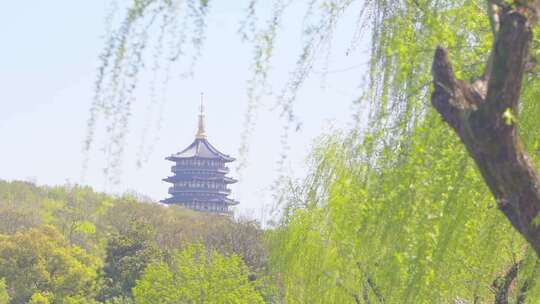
196,92 -> 207,139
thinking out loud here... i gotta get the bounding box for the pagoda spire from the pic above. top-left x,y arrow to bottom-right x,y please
196,92 -> 207,139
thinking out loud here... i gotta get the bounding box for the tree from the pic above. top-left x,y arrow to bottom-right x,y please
130,262 -> 178,304
97,222 -> 162,302
50,185 -> 103,248
0,226 -> 99,304
28,293 -> 51,304
0,181 -> 44,235
430,0 -> 540,256
204,216 -> 268,271
133,244 -> 265,304
0,204 -> 41,235
103,296 -> 134,304
268,129 -> 540,302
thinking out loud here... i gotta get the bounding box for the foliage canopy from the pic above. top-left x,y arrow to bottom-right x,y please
0,181 -> 269,303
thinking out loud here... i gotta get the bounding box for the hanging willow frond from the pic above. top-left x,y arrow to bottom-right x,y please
84,0 -> 212,185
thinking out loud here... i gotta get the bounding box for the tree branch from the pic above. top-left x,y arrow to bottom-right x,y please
493,261 -> 522,304
485,8 -> 531,113
431,3 -> 540,256
356,262 -> 385,303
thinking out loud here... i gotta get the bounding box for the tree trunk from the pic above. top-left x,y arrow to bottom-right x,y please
430,2 -> 540,255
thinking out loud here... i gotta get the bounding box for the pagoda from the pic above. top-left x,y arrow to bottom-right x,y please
162,97 -> 239,213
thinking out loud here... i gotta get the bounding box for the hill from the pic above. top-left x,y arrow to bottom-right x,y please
0,180 -> 272,303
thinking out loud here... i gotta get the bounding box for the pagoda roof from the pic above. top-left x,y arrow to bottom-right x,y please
167,138 -> 235,162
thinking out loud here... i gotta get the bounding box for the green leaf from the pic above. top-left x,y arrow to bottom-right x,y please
502,108 -> 517,126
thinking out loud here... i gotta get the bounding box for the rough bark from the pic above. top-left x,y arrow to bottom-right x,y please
431,2 -> 540,255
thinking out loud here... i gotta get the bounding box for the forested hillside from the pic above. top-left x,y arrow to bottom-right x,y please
0,180 -> 273,303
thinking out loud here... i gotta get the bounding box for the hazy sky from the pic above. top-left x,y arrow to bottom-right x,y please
0,1 -> 369,219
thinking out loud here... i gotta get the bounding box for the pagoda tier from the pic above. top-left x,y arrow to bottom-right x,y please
163,175 -> 238,184
161,99 -> 239,214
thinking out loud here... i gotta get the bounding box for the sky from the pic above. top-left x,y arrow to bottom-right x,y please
0,1 -> 369,220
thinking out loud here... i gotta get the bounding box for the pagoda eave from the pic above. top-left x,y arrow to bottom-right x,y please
168,189 -> 231,195
167,155 -> 235,163
161,197 -> 239,206
224,198 -> 240,206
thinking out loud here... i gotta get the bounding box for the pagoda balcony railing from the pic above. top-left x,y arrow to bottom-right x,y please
169,187 -> 231,195
183,205 -> 234,216
172,165 -> 229,174
173,161 -> 225,168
